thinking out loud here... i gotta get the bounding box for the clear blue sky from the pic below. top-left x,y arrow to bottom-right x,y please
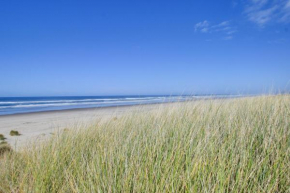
0,0 -> 289,96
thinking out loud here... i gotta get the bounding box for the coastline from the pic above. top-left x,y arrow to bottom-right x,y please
0,102 -> 176,150
0,100 -> 178,117
0,97 -> 241,150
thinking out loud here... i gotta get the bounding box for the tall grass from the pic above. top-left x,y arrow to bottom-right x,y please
0,95 -> 290,192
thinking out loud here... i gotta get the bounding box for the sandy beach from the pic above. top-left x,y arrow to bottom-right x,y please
0,103 -> 166,150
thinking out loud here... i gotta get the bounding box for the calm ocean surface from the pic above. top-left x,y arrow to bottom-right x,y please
0,95 -> 238,116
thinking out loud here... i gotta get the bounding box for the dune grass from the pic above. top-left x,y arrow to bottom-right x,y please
0,134 -> 8,148
0,134 -> 5,141
0,143 -> 12,157
9,130 -> 21,136
0,95 -> 290,192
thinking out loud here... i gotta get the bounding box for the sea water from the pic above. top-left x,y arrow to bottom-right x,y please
0,95 -> 237,115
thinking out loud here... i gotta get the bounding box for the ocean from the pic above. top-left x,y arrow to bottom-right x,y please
0,95 -> 237,116
0,96 -> 185,116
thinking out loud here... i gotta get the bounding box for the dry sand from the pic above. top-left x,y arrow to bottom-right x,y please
0,103 -> 167,150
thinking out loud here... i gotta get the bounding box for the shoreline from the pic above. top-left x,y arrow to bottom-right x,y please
0,97 -> 244,150
0,102 -> 176,150
0,95 -> 245,117
0,101 -> 176,117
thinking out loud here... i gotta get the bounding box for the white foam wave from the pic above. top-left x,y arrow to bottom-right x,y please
0,98 -> 153,105
0,97 -> 170,105
0,99 -> 116,105
0,98 -> 169,109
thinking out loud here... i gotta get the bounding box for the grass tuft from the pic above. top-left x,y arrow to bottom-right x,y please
0,95 -> 289,192
9,130 -> 21,136
0,141 -> 8,145
0,143 -> 12,157
0,134 -> 6,140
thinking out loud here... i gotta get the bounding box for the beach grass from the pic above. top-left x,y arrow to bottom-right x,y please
9,130 -> 21,136
0,95 -> 289,192
0,143 -> 12,157
0,134 -> 5,141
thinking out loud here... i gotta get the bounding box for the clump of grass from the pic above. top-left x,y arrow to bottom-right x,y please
9,130 -> 21,136
0,95 -> 289,192
0,134 -> 6,140
0,141 -> 8,145
0,143 -> 12,157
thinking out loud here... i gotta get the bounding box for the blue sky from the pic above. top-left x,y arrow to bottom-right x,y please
0,0 -> 289,96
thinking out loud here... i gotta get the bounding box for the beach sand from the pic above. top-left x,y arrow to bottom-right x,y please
0,103 -> 167,150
